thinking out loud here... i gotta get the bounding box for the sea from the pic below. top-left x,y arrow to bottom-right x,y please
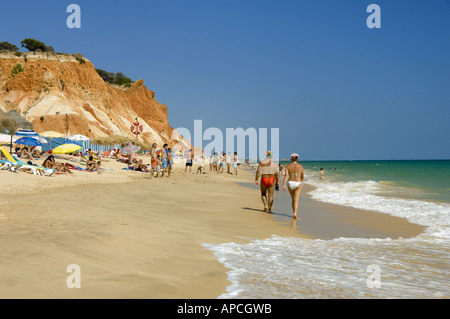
203,160 -> 450,298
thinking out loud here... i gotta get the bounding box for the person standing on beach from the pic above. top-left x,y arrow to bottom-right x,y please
226,152 -> 232,174
150,143 -> 158,178
216,152 -> 221,175
278,164 -> 285,179
155,155 -> 162,177
255,151 -> 279,213
283,153 -> 304,219
185,149 -> 193,174
209,155 -> 214,172
160,143 -> 168,177
211,152 -> 217,173
218,152 -> 224,173
167,147 -> 173,177
233,152 -> 239,175
320,168 -> 324,179
223,152 -> 227,173
246,159 -> 253,170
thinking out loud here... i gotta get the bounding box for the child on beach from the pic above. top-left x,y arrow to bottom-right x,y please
197,162 -> 204,174
155,155 -> 162,177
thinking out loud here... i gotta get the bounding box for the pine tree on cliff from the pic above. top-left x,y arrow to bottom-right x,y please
0,42 -> 19,51
96,69 -> 133,87
20,38 -> 54,52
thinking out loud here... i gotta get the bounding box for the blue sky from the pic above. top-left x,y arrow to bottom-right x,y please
1,0 -> 449,160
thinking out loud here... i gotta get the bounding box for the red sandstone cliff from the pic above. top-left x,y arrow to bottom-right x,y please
0,51 -> 177,146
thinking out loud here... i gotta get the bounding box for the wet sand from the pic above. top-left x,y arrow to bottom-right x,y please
242,182 -> 425,240
0,159 -> 425,298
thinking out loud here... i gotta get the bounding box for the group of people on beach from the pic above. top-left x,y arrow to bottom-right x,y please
9,144 -> 105,175
255,151 -> 304,219
15,145 -> 43,159
11,145 -> 74,174
117,142 -> 173,178
207,152 -> 240,176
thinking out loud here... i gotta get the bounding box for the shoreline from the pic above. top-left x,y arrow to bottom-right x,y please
253,181 -> 425,240
0,160 -> 426,298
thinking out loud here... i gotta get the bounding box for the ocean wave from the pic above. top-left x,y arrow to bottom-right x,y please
203,167 -> 450,299
203,235 -> 450,299
305,176 -> 450,239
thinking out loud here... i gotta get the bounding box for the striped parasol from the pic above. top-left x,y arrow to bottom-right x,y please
121,144 -> 141,155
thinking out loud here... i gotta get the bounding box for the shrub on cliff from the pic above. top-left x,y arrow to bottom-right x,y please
75,56 -> 86,64
96,69 -> 115,83
114,72 -> 132,87
10,64 -> 24,77
0,41 -> 19,51
95,69 -> 133,87
20,38 -> 54,52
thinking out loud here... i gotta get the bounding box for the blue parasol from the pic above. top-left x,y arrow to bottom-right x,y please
14,136 -> 43,147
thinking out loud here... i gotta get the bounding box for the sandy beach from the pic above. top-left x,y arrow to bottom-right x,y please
0,156 -> 425,298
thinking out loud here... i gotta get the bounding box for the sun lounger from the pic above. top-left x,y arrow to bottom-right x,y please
0,147 -> 54,176
0,159 -> 22,172
12,156 -> 55,177
9,156 -> 43,176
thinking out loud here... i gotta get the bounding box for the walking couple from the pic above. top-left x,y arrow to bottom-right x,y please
255,151 -> 304,219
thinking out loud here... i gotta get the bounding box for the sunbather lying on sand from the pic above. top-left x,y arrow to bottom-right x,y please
86,155 -> 102,173
134,159 -> 149,172
30,147 -> 43,158
19,147 -> 34,160
42,155 -> 73,174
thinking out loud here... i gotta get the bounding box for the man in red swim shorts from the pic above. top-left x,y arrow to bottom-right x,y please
255,151 -> 279,213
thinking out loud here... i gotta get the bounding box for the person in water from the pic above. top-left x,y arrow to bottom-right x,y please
255,151 -> 279,213
283,153 -> 304,219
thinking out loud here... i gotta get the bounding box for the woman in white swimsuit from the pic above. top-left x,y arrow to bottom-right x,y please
233,152 -> 239,175
283,153 -> 304,219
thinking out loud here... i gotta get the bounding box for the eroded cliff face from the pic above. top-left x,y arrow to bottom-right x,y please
0,51 -> 175,145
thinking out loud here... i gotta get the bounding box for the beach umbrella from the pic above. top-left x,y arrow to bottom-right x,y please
35,136 -> 49,144
91,135 -> 130,147
0,133 -> 12,145
14,129 -> 39,137
68,134 -> 89,141
6,110 -> 33,130
40,131 -> 64,149
40,131 -> 65,138
14,136 -> 43,147
121,144 -> 141,155
68,134 -> 90,152
52,143 -> 82,154
68,134 -> 90,151
13,129 -> 48,144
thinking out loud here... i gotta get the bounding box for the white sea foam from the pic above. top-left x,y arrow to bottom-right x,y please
203,170 -> 450,299
203,236 -> 450,299
305,174 -> 450,239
